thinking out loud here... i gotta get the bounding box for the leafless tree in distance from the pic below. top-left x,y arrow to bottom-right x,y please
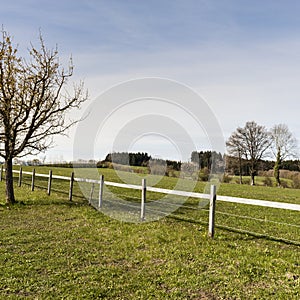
226,132 -> 244,184
270,124 -> 298,186
226,121 -> 271,185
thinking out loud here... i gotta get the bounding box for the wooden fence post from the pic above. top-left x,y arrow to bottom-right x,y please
208,185 -> 216,238
18,167 -> 22,187
141,179 -> 146,221
47,170 -> 52,196
98,175 -> 104,208
0,165 -> 3,181
31,169 -> 35,191
69,172 -> 74,201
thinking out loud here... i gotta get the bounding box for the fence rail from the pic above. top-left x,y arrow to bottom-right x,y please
12,168 -> 300,211
217,195 -> 300,211
2,166 -> 300,241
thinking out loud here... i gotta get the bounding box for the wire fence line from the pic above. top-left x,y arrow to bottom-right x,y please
4,166 -> 300,244
215,210 -> 300,228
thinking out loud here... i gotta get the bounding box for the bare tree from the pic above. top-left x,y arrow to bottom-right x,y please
270,124 -> 297,186
226,121 -> 271,185
226,133 -> 244,184
0,30 -> 88,204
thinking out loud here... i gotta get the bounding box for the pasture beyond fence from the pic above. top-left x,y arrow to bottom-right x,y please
2,166 -> 300,243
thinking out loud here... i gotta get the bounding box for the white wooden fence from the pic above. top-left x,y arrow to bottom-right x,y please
4,166 -> 300,238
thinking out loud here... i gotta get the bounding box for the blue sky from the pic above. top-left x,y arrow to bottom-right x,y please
2,1 -> 300,161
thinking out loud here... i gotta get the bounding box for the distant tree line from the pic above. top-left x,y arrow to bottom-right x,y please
100,152 -> 182,171
38,155 -> 300,175
190,151 -> 224,172
101,151 -> 227,172
281,160 -> 300,171
103,152 -> 151,167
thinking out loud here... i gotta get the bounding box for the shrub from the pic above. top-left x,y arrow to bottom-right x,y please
291,173 -> 300,189
198,167 -> 209,182
280,170 -> 300,180
150,165 -> 166,176
258,170 -> 273,177
242,178 -> 251,185
262,177 -> 273,187
222,175 -> 231,183
97,161 -> 110,168
235,178 -> 243,184
181,162 -> 198,179
280,180 -> 288,188
166,167 -> 179,178
149,160 -> 167,176
134,168 -> 149,174
110,163 -> 132,172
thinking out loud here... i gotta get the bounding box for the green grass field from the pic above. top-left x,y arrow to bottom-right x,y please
0,166 -> 299,299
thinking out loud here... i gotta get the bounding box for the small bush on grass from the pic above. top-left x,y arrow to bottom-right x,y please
242,178 -> 251,185
198,167 -> 209,182
280,180 -> 289,188
262,177 -> 273,187
222,175 -> 232,183
291,173 -> 300,189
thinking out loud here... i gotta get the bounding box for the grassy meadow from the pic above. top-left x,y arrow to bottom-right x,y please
0,166 -> 299,299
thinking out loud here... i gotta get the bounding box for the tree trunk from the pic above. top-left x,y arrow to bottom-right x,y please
250,171 -> 255,186
5,157 -> 16,205
274,151 -> 281,187
274,162 -> 281,187
249,161 -> 256,186
238,152 -> 243,184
